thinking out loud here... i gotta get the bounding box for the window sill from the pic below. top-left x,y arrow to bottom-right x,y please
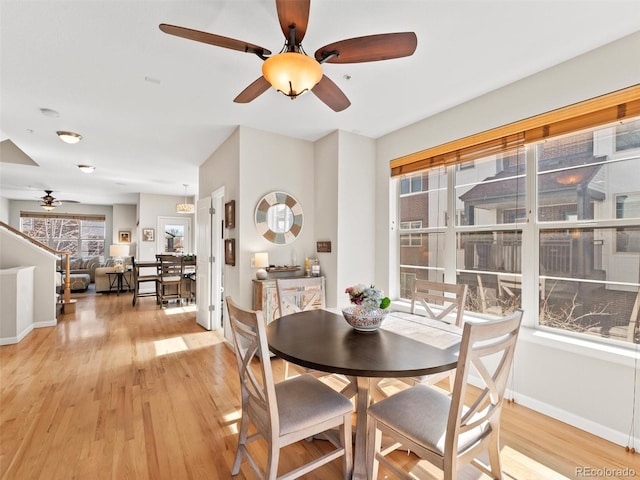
390,300 -> 640,367
519,327 -> 639,367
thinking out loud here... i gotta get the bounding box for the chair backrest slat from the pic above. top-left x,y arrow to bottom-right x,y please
156,254 -> 184,279
411,279 -> 468,327
226,297 -> 279,440
276,277 -> 326,317
445,309 -> 523,457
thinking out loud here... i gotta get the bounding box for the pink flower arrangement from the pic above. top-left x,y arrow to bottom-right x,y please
345,284 -> 391,310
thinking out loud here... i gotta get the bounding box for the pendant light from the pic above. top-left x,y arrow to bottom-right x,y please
176,184 -> 194,214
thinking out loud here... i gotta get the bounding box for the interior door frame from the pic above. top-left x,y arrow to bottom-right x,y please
196,197 -> 213,330
210,188 -> 224,330
195,188 -> 224,331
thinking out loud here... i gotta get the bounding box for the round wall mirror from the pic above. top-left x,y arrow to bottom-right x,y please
255,191 -> 303,244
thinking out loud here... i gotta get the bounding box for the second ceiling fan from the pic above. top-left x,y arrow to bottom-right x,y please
160,0 -> 417,112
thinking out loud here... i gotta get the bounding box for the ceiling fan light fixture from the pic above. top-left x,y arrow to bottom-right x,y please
262,52 -> 322,99
77,164 -> 95,173
41,203 -> 56,211
56,130 -> 82,144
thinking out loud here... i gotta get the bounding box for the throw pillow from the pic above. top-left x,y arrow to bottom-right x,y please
69,258 -> 82,270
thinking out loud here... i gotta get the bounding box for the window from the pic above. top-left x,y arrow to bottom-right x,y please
394,106 -> 640,346
400,173 -> 423,195
454,150 -> 526,227
457,160 -> 475,170
20,212 -> 106,258
615,117 -> 640,152
158,216 -> 191,254
398,167 -> 446,296
615,193 -> 640,253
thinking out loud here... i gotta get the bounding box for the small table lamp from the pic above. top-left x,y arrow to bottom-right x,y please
254,252 -> 269,280
110,244 -> 129,272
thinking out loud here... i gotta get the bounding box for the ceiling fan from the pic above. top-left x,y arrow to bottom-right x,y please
160,0 -> 417,112
40,190 -> 79,211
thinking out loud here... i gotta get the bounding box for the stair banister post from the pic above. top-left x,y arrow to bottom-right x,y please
64,253 -> 71,305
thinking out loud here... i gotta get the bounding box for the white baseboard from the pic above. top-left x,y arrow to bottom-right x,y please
508,389 -> 639,448
0,323 -> 34,345
34,319 -> 57,328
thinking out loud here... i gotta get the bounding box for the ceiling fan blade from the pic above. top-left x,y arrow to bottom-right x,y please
315,32 -> 417,64
312,75 -> 351,112
234,77 -> 271,104
159,24 -> 271,57
275,0 -> 310,44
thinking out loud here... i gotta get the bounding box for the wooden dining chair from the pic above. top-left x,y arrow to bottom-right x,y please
276,277 -> 326,316
131,256 -> 159,306
376,280 -> 468,397
275,277 -> 349,387
411,280 -> 468,327
156,254 -> 184,307
276,277 -> 331,380
225,297 -> 353,480
367,309 -> 523,480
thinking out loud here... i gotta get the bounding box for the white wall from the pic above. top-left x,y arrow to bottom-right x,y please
375,31 -> 640,446
0,228 -> 57,336
336,131 -> 377,306
199,129 -> 240,339
0,197 -> 9,223
314,132 -> 340,305
136,193 -> 194,261
198,126 -> 317,340
239,127 -> 316,304
112,204 -> 137,256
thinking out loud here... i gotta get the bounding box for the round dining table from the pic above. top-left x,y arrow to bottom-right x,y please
266,309 -> 461,480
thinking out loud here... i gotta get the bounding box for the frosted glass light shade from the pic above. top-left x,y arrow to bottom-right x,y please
56,131 -> 82,144
262,53 -> 322,98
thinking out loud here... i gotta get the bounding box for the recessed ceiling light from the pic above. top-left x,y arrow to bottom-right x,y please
77,164 -> 95,173
40,108 -> 60,118
56,131 -> 82,144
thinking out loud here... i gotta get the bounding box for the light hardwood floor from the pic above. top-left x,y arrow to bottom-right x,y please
1,291 -> 638,480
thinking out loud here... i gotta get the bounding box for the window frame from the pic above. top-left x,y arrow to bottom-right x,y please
394,109 -> 640,348
19,212 -> 106,258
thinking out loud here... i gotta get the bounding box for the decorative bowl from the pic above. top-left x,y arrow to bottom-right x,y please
342,306 -> 388,332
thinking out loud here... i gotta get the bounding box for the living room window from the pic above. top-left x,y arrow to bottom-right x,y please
19,212 -> 106,258
391,85 -> 640,346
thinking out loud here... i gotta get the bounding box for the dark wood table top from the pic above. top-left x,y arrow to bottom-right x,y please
266,309 -> 460,378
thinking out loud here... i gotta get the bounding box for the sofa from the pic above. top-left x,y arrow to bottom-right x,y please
57,255 -> 102,283
95,257 -> 134,293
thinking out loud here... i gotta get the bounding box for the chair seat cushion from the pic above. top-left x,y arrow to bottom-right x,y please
160,276 -> 181,282
138,274 -> 158,281
368,384 -> 485,455
275,374 -> 353,436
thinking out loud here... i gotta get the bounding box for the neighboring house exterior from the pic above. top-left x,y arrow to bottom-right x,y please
399,117 -> 640,343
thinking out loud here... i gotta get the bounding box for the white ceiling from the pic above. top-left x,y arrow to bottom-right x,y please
1,0 -> 639,206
